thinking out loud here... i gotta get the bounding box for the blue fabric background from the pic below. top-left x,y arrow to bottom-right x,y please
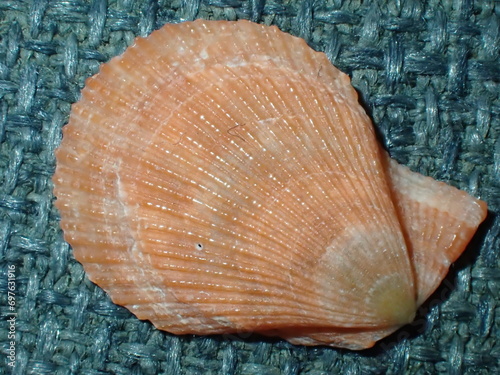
0,0 -> 498,374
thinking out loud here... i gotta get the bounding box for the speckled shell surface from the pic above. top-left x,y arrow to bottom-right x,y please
53,19 -> 488,350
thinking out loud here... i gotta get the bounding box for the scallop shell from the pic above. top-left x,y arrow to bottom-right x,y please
53,19 -> 487,350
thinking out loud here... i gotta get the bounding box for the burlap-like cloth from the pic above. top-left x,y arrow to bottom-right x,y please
0,1 -> 498,374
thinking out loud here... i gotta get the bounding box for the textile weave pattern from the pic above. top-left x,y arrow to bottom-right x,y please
0,0 -> 498,374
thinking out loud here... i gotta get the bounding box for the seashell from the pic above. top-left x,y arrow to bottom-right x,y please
53,19 -> 487,350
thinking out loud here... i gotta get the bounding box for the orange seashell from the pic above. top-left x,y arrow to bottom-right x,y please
52,19 -> 487,350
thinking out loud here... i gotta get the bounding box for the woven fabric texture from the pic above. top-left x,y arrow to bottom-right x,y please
0,0 -> 498,374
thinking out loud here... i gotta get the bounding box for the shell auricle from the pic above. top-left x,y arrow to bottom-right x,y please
53,19 -> 488,350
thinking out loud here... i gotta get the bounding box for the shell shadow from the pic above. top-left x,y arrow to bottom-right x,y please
351,86 -> 390,153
